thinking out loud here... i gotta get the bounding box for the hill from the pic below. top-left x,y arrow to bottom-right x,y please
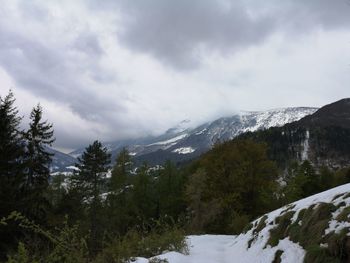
134,183 -> 350,263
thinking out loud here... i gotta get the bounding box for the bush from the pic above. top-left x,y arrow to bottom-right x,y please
2,212 -> 88,263
96,220 -> 188,263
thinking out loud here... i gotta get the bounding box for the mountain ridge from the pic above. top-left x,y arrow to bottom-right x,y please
57,107 -> 317,170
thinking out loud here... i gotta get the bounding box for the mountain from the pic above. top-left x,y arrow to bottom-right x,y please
46,147 -> 77,173
133,183 -> 350,263
296,98 -> 350,129
239,98 -> 350,169
67,107 -> 317,168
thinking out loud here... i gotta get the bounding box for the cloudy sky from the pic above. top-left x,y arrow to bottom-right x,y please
0,0 -> 349,152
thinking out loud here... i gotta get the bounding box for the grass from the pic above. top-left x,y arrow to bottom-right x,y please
247,215 -> 267,248
289,203 -> 335,248
266,211 -> 295,247
272,250 -> 283,263
335,207 -> 350,222
266,200 -> 350,263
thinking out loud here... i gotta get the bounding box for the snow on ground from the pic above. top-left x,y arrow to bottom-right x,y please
135,183 -> 350,263
135,234 -> 304,263
172,147 -> 196,154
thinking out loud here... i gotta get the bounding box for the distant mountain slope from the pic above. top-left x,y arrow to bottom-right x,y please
46,147 -> 77,173
132,107 -> 317,166
296,98 -> 350,129
135,183 -> 350,263
239,98 -> 350,169
68,107 -> 316,167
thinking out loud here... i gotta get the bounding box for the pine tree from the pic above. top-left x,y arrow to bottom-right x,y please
156,160 -> 186,219
71,140 -> 110,254
23,104 -> 55,221
107,148 -> 133,235
110,147 -> 132,191
132,163 -> 157,221
0,91 -> 26,258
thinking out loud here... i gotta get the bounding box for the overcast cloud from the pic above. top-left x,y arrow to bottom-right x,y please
0,0 -> 349,152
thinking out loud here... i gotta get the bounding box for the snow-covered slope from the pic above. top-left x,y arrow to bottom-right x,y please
135,183 -> 350,263
67,107 -> 317,167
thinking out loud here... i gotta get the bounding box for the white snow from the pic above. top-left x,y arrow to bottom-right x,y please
241,108 -> 317,133
148,134 -> 188,146
135,235 -> 304,263
172,147 -> 195,154
66,165 -> 79,171
195,128 -> 207,135
134,183 -> 350,263
325,220 -> 350,235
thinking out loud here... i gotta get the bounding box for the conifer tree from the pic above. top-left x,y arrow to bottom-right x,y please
72,140 -> 111,254
107,148 -> 133,235
156,160 -> 186,219
110,147 -> 132,191
132,163 -> 156,221
23,104 -> 55,220
0,91 -> 26,258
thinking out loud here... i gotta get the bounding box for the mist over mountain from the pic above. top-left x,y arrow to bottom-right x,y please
50,107 -> 317,172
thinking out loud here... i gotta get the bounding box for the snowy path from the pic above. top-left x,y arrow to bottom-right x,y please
135,235 -> 236,263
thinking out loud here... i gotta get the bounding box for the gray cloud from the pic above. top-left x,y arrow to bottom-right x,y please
0,0 -> 350,151
91,0 -> 350,69
114,0 -> 275,69
0,15 -> 123,122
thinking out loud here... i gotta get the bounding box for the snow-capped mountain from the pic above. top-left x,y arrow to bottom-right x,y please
134,183 -> 350,263
68,107 -> 317,167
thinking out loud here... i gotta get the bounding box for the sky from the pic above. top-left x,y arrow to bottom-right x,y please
0,0 -> 349,152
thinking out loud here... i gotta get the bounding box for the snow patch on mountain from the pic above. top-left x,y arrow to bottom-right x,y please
148,133 -> 188,146
172,147 -> 195,154
241,107 -> 317,133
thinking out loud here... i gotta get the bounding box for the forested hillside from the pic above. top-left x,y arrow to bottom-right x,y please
239,98 -> 350,170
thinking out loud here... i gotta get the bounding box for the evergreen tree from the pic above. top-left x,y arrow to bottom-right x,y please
71,140 -> 110,254
110,147 -> 132,191
156,160 -> 186,219
0,91 -> 26,258
23,104 -> 55,221
107,148 -> 133,235
132,163 -> 157,221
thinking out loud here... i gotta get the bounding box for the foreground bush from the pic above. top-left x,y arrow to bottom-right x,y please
96,220 -> 188,263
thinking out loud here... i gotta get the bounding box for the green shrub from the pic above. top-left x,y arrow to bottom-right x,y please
2,212 -> 88,263
6,243 -> 36,263
96,221 -> 188,263
304,245 -> 340,263
229,213 -> 250,235
336,207 -> 350,222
